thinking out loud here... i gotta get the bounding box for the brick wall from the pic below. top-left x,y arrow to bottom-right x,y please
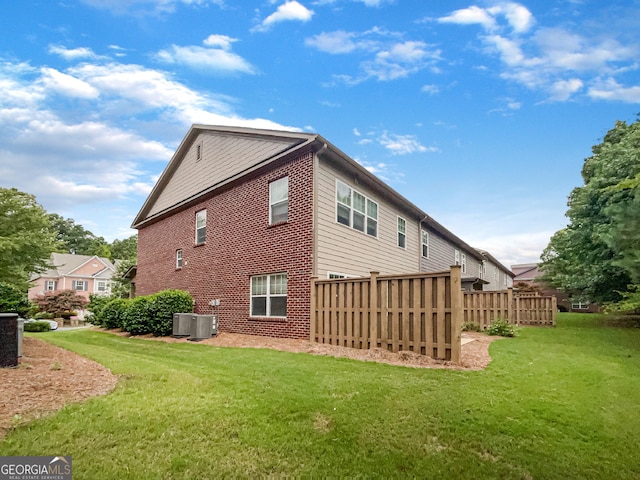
136,152 -> 314,339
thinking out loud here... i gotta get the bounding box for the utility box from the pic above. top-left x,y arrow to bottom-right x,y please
0,313 -> 19,367
188,315 -> 217,341
172,313 -> 193,337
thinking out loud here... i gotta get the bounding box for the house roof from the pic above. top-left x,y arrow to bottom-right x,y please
132,124 -> 483,260
511,263 -> 542,282
32,253 -> 115,280
476,249 -> 516,277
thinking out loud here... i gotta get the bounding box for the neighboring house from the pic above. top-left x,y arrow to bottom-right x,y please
132,125 -> 507,339
29,253 -> 116,301
511,263 -> 600,313
476,249 -> 515,291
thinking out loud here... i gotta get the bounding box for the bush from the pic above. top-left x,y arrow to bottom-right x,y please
34,311 -> 55,320
101,298 -> 130,329
24,321 -> 52,332
0,282 -> 30,316
119,290 -> 193,336
486,318 -> 516,337
148,290 -> 194,336
87,294 -> 119,326
462,322 -> 481,332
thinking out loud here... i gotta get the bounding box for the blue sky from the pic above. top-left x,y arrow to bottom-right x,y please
1,0 -> 639,266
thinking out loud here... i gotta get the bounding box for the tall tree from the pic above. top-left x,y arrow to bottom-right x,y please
110,235 -> 137,261
540,119 -> 640,305
49,213 -> 110,257
0,188 -> 58,288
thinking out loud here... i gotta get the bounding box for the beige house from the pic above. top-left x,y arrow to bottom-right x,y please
29,253 -> 116,301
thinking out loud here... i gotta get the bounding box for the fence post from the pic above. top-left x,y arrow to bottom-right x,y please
310,276 -> 318,342
450,265 -> 462,364
369,271 -> 379,349
507,287 -> 516,326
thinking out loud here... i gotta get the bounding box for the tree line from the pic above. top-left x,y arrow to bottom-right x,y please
540,118 -> 640,312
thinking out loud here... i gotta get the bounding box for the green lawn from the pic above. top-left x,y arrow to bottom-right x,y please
1,313 -> 639,479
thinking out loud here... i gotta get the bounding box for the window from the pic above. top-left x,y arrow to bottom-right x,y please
45,280 -> 56,291
269,177 -> 288,224
328,272 -> 349,279
335,180 -> 378,237
480,261 -> 486,279
461,253 -> 467,274
397,217 -> 406,248
454,249 -> 461,265
572,301 -> 590,310
176,249 -> 183,269
503,272 -> 508,288
195,210 -> 206,245
421,230 -> 430,258
96,281 -> 109,292
251,273 -> 287,317
72,280 -> 87,291
494,266 -> 498,282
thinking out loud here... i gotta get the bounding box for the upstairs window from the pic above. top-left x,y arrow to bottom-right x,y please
397,217 -> 407,249
336,181 -> 378,237
251,273 -> 287,318
421,230 -> 430,258
454,249 -> 461,266
176,249 -> 183,269
269,177 -> 289,224
195,209 -> 206,245
480,261 -> 486,279
461,253 -> 467,274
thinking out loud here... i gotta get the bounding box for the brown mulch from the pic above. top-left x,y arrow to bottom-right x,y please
0,329 -> 498,439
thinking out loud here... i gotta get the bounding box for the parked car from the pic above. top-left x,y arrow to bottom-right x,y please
23,318 -> 58,330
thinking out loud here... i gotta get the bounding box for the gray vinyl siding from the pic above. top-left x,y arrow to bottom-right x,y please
420,230 -> 482,277
148,132 -> 298,216
316,160 -> 420,277
482,260 -> 513,290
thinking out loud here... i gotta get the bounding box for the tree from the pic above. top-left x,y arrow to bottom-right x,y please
49,213 -> 110,257
110,235 -> 137,261
539,119 -> 640,305
33,290 -> 88,316
0,282 -> 31,316
0,188 -> 58,288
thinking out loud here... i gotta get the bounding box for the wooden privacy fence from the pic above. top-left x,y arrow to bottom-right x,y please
463,289 -> 556,330
310,266 -> 463,363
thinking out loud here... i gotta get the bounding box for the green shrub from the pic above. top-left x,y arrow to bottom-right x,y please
121,296 -> 154,335
34,311 -> 55,320
87,294 -> 118,325
101,298 -> 130,329
147,290 -> 194,336
60,310 -> 77,320
24,321 -> 52,332
0,282 -> 30,316
486,318 -> 516,337
462,322 -> 481,332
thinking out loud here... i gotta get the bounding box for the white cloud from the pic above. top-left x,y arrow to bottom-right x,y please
253,1 -> 314,32
305,31 -> 360,54
438,5 -> 496,31
421,84 -> 440,95
78,0 -> 223,15
379,132 -> 436,155
548,78 -> 583,101
39,68 -> 100,99
588,78 -> 640,103
156,38 -> 256,75
48,45 -> 99,60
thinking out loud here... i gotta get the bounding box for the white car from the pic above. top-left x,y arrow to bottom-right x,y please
23,318 -> 59,330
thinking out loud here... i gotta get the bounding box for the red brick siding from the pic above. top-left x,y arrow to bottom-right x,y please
137,152 -> 314,339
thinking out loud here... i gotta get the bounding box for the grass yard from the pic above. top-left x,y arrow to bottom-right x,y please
1,313 -> 639,479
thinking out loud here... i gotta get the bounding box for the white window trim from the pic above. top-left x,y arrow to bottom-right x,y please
397,216 -> 407,249
269,176 -> 289,225
461,253 -> 467,274
250,273 -> 287,318
176,249 -> 183,269
45,280 -> 56,291
327,272 -> 358,279
454,249 -> 461,266
95,280 -> 109,293
335,180 -> 378,238
72,280 -> 87,291
195,209 -> 206,245
421,230 -> 430,259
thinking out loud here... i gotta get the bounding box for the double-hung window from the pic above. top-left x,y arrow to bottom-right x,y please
195,210 -> 206,245
397,217 -> 407,248
176,249 -> 183,269
72,280 -> 87,291
336,181 -> 378,237
96,281 -> 108,293
421,230 -> 430,258
461,253 -> 467,273
251,273 -> 287,318
45,280 -> 56,291
269,177 -> 288,224
454,249 -> 461,266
